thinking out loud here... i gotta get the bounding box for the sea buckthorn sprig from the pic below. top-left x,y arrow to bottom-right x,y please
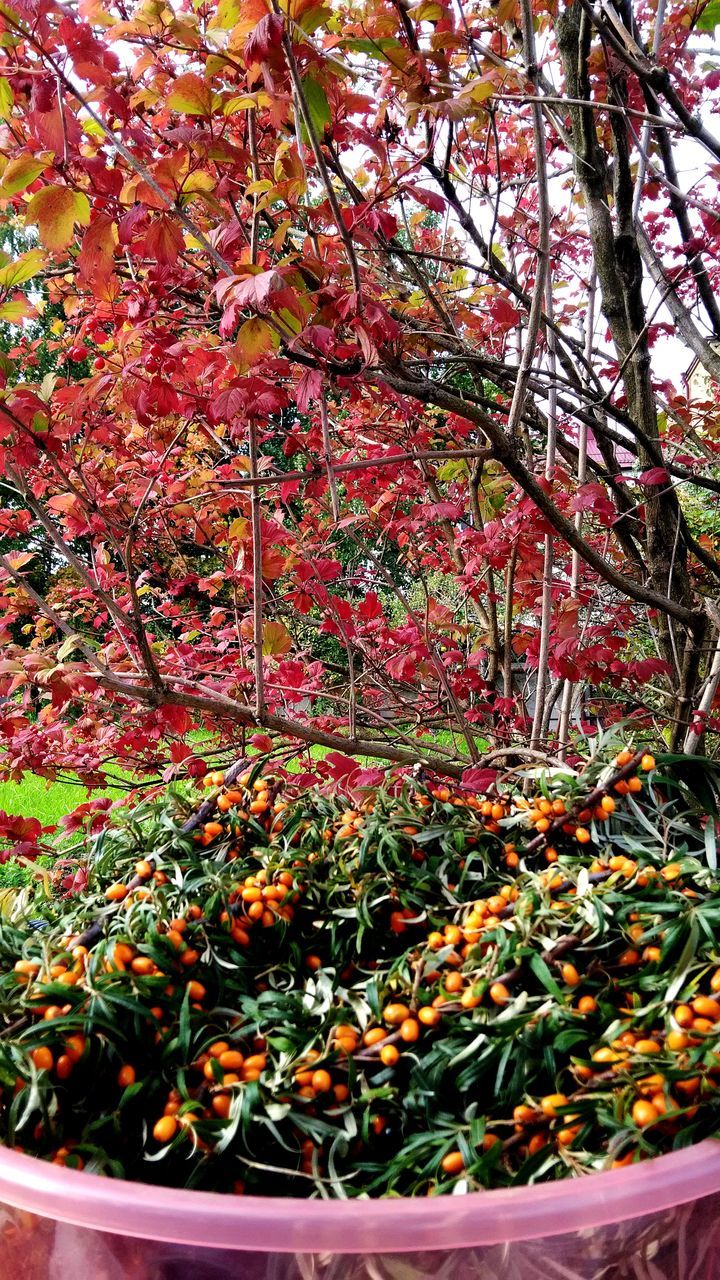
0,750 -> 718,1199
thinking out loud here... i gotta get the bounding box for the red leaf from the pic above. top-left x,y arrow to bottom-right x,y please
638,467 -> 670,487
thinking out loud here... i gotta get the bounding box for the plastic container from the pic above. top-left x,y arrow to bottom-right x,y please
1,1141 -> 719,1278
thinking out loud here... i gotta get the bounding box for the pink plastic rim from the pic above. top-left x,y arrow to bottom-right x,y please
0,1141 -> 719,1254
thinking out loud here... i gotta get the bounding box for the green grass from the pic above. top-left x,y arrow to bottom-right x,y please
0,729 -> 491,832
0,774 -> 122,826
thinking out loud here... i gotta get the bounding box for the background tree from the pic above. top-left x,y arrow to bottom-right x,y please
0,0 -> 719,793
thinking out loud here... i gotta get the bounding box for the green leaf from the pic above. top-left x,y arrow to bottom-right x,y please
300,76 -> 331,141
698,0 -> 720,29
0,76 -> 12,119
0,248 -> 45,289
26,186 -> 91,252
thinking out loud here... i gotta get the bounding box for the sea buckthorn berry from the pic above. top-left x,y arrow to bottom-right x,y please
106,882 -> 128,902
640,754 -> 656,771
575,827 -> 591,844
65,1035 -> 86,1063
666,1030 -> 689,1052
577,996 -> 597,1014
363,1027 -> 387,1047
627,776 -> 643,793
674,1004 -> 694,1027
489,982 -> 510,1006
31,1047 -> 54,1071
380,1044 -> 400,1067
186,981 -> 206,1002
153,1115 -> 179,1144
444,972 -> 463,994
418,1007 -> 441,1028
383,1003 -> 410,1026
55,1055 -> 73,1081
399,1018 -> 420,1043
600,795 -> 616,814
311,1069 -> 332,1093
540,1093 -> 568,1117
135,860 -> 153,879
117,1064 -> 136,1088
562,963 -> 580,987
513,1104 -> 536,1126
632,1099 -> 660,1127
692,996 -> 720,1022
661,863 -> 682,881
219,1050 -> 244,1071
615,749 -> 633,766
634,1039 -> 661,1056
440,1151 -> 465,1176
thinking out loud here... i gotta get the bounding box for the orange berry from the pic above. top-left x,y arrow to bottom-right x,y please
540,1093 -> 568,1117
186,981 -> 206,1002
440,1150 -> 465,1176
600,795 -> 616,813
311,1069 -> 332,1094
577,995 -> 597,1014
31,1047 -> 54,1071
418,1007 -> 441,1028
674,1004 -> 694,1027
363,1027 -> 387,1047
489,982 -> 510,1006
105,882 -> 128,902
562,963 -> 580,987
640,754 -> 655,771
153,1115 -> 179,1143
383,1003 -> 411,1026
212,1094 -> 232,1119
692,996 -> 720,1021
380,1044 -> 400,1067
135,860 -> 153,879
399,1018 -> 420,1043
627,776 -> 643,793
117,1064 -> 136,1088
634,1039 -> 660,1055
615,749 -> 633,766
219,1050 -> 245,1071
575,827 -> 591,844
632,1099 -> 660,1127
55,1055 -> 73,1081
64,1035 -> 86,1063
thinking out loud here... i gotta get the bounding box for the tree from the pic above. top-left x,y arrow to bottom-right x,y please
0,0 -> 719,790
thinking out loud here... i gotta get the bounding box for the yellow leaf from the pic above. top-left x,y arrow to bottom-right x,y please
0,248 -> 45,288
0,297 -> 35,322
0,153 -> 48,198
235,317 -> 279,370
228,516 -> 250,541
26,186 -> 91,252
261,620 -> 292,656
167,72 -> 213,115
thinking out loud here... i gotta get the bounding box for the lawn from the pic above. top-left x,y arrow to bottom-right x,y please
0,773 -> 125,826
0,729 -> 489,829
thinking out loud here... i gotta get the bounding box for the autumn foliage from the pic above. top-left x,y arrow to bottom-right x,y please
0,0 -> 719,799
